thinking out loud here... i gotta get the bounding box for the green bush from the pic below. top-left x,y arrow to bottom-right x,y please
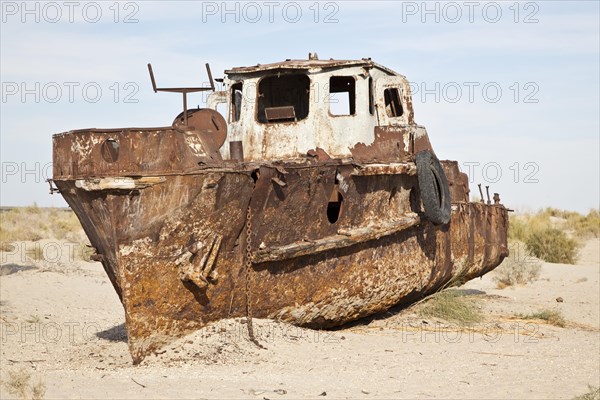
526,228 -> 579,264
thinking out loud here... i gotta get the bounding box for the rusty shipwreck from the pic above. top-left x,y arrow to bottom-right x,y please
51,54 -> 509,363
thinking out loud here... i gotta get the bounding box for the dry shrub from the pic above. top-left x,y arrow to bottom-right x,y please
0,206 -> 86,243
48,211 -> 87,242
0,209 -> 44,242
518,309 -> 566,327
542,207 -> 599,238
511,208 -> 599,242
2,368 -> 46,400
24,244 -> 44,262
570,209 -> 600,239
0,242 -> 15,252
493,241 -> 541,288
1,206 -> 92,262
509,213 -> 552,242
508,208 -> 591,264
526,228 -> 579,264
574,386 -> 600,400
418,290 -> 482,324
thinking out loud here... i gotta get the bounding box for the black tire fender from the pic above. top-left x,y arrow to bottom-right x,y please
416,151 -> 451,225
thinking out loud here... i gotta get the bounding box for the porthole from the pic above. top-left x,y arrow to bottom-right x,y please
101,138 -> 119,163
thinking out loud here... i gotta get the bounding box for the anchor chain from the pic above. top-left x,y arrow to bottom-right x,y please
245,206 -> 265,349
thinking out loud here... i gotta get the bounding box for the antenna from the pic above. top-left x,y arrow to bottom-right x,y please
147,63 -> 216,126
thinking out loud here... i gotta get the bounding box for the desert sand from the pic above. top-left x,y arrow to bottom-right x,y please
1,239 -> 598,399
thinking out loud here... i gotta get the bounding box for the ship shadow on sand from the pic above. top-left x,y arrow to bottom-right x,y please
96,323 -> 128,342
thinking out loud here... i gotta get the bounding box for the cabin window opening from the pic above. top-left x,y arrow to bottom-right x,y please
329,76 -> 355,116
327,189 -> 344,224
257,74 -> 310,123
384,88 -> 403,117
368,77 -> 374,115
231,82 -> 243,122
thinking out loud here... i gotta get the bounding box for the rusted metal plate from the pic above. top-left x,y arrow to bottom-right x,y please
442,160 -> 470,203
53,128 -> 221,180
172,108 -> 228,151
53,141 -> 508,363
350,126 -> 408,163
253,213 -> 421,263
264,106 -> 296,122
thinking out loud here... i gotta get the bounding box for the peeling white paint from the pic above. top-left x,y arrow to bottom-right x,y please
219,64 -> 413,162
120,237 -> 154,257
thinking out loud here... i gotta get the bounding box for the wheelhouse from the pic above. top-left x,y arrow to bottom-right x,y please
207,55 -> 418,162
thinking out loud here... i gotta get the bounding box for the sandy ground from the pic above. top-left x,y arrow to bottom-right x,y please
1,239 -> 598,399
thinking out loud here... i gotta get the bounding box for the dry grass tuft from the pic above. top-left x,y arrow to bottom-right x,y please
573,385 -> 600,400
418,290 -> 483,324
518,309 -> 566,327
25,314 -> 41,324
0,242 -> 15,252
2,368 -> 46,400
493,241 -> 541,288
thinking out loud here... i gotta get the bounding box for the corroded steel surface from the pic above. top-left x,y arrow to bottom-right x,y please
53,148 -> 508,363
52,56 -> 509,363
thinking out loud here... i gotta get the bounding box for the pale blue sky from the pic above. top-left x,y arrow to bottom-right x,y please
1,1 -> 599,212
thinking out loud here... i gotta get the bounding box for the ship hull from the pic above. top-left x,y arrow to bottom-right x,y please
54,162 -> 508,363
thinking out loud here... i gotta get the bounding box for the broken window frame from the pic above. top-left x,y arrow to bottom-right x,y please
383,87 -> 404,118
255,73 -> 311,124
368,77 -> 374,115
328,75 -> 357,117
230,82 -> 243,123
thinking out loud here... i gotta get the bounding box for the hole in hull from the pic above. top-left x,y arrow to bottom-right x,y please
327,190 -> 344,224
